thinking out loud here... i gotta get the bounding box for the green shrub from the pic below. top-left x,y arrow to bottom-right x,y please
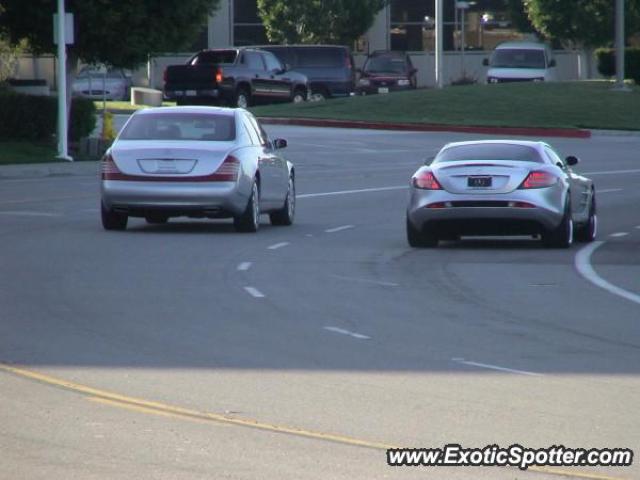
69,96 -> 96,141
596,48 -> 640,84
0,92 -> 96,141
0,92 -> 56,141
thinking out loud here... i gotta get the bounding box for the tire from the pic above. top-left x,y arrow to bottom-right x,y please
270,175 -> 295,226
406,215 -> 438,248
101,203 -> 128,231
234,87 -> 251,108
145,214 -> 168,225
542,200 -> 573,248
575,193 -> 597,242
234,181 -> 260,233
291,88 -> 306,103
309,90 -> 328,102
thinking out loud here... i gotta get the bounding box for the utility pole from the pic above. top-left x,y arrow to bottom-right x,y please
55,0 -> 73,160
435,0 -> 443,88
613,0 -> 630,91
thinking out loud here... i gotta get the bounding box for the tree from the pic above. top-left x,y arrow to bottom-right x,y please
0,0 -> 219,68
257,0 -> 387,45
524,0 -> 640,49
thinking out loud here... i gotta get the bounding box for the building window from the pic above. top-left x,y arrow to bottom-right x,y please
233,0 -> 269,46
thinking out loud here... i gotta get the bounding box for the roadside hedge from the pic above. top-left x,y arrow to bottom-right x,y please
595,48 -> 640,84
0,91 -> 96,142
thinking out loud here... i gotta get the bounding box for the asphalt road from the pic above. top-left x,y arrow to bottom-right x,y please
1,126 -> 639,480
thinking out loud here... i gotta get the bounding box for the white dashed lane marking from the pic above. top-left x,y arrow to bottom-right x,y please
324,326 -> 371,340
267,242 -> 290,250
243,287 -> 265,298
325,225 -> 355,233
609,232 -> 629,238
237,262 -> 252,271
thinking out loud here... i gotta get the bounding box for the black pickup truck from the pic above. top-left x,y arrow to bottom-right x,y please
164,48 -> 309,107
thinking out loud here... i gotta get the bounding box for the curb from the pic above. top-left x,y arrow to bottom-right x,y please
258,117 -> 592,139
0,161 -> 98,181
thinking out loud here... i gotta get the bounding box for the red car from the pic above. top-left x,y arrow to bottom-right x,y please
356,51 -> 417,95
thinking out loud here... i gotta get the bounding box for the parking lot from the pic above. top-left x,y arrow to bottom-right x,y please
1,125 -> 639,479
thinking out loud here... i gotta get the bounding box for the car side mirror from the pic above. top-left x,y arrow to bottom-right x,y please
273,138 -> 287,149
565,155 -> 579,166
549,59 -> 557,67
482,58 -> 489,66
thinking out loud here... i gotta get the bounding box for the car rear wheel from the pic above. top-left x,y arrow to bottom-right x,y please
234,181 -> 260,233
270,176 -> 295,226
542,200 -> 573,248
575,193 -> 597,242
406,216 -> 438,248
235,88 -> 251,108
101,203 -> 128,231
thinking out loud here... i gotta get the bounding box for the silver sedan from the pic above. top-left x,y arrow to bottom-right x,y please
101,106 -> 295,232
406,140 -> 596,248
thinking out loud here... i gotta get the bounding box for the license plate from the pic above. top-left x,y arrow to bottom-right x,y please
378,87 -> 389,94
186,90 -> 197,96
468,176 -> 492,187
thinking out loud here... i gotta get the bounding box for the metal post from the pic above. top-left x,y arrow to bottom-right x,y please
460,7 -> 465,77
613,0 -> 630,91
56,0 -> 72,160
435,0 -> 443,88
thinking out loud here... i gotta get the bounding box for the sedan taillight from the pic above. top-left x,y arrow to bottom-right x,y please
211,155 -> 240,181
101,153 -> 127,180
412,171 -> 442,190
519,171 -> 558,189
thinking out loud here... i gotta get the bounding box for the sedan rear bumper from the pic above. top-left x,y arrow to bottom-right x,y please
407,188 -> 566,235
101,180 -> 249,218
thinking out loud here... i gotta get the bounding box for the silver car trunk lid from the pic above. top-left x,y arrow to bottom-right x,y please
111,141 -> 234,177
433,161 -> 531,194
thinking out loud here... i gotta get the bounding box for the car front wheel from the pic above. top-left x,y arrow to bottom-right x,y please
234,181 -> 260,232
270,176 -> 295,226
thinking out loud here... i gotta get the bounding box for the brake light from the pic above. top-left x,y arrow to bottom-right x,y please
211,155 -> 240,181
101,153 -> 127,180
412,171 -> 442,190
519,171 -> 557,189
215,68 -> 223,83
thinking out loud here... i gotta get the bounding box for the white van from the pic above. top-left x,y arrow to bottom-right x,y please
483,41 -> 557,83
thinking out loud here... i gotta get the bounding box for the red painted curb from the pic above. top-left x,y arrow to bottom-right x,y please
258,117 -> 592,139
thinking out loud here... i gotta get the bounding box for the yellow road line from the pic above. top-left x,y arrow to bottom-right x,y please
0,363 -> 629,480
0,362 -> 395,450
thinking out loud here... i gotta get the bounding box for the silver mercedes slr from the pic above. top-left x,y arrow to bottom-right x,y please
100,106 -> 295,232
406,140 -> 597,248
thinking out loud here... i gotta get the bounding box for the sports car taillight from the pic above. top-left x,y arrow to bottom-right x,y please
211,155 -> 240,181
412,171 -> 442,190
519,171 -> 557,189
101,153 -> 127,180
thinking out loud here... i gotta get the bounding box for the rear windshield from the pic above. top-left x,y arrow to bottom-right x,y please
294,48 -> 345,67
191,50 -> 237,65
364,56 -> 407,74
435,144 -> 543,163
490,48 -> 546,69
119,113 -> 236,141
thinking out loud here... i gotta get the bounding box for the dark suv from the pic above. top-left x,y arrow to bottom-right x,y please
356,51 -> 417,95
256,45 -> 355,100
